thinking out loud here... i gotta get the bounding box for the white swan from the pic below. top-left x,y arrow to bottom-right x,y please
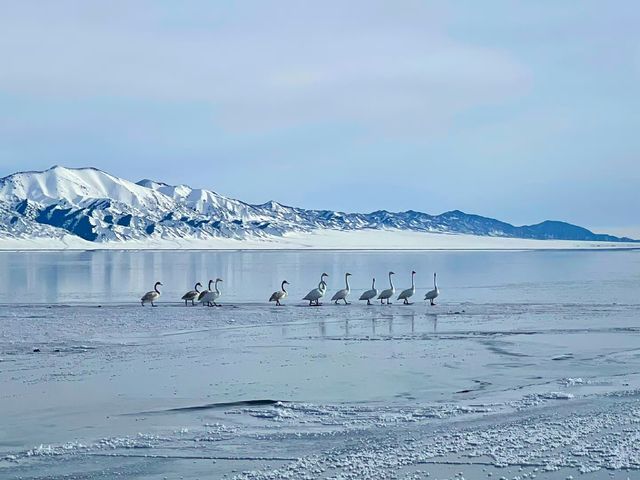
424,272 -> 439,305
359,278 -> 378,305
141,281 -> 162,307
182,282 -> 202,306
377,271 -> 395,305
397,270 -> 416,305
269,280 -> 289,306
201,278 -> 223,307
331,273 -> 352,305
198,279 -> 212,304
303,273 -> 328,306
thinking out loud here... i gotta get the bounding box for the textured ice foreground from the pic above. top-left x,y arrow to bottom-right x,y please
1,300 -> 640,479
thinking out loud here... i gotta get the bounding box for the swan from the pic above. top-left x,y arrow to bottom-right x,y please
303,273 -> 328,306
201,278 -> 223,307
397,271 -> 416,305
181,282 -> 202,306
377,271 -> 395,304
331,273 -> 352,305
424,272 -> 439,305
269,280 -> 290,306
198,280 -> 213,304
359,278 -> 378,305
141,281 -> 162,307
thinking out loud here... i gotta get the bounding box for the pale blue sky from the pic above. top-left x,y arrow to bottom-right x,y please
1,1 -> 638,231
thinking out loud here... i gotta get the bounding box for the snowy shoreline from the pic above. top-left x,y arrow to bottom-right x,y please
0,229 -> 638,251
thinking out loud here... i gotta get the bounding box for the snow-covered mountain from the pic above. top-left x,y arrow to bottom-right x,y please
0,166 -> 635,246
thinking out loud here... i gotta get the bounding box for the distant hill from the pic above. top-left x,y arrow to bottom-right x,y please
0,166 -> 635,246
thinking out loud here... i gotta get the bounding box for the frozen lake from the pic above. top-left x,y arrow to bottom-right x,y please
1,249 -> 639,479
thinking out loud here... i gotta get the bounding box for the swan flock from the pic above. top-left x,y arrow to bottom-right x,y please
141,271 -> 439,307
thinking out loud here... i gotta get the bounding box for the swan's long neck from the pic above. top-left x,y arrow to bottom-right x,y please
154,283 -> 161,294
281,281 -> 287,293
345,274 -> 350,293
214,280 -> 221,294
208,280 -> 213,291
195,283 -> 201,293
411,272 -> 415,289
371,278 -> 375,289
389,273 -> 394,290
434,273 -> 438,290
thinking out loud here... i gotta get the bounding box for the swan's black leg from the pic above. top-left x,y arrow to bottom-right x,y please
367,299 -> 371,305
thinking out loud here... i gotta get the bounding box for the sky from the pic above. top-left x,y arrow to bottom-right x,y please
0,1 -> 639,232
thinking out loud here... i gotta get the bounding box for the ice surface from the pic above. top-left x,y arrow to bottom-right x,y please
1,250 -> 639,479
1,228 -> 638,251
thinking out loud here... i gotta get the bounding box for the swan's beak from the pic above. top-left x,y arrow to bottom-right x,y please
412,271 -> 416,274
346,273 -> 352,276
284,281 -> 290,284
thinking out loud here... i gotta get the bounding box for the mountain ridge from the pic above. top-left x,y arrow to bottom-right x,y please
0,165 -> 635,246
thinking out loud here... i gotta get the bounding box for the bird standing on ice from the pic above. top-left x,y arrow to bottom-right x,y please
397,271 -> 416,305
269,280 -> 289,306
182,282 -> 202,306
377,271 -> 395,304
424,272 -> 439,305
331,273 -> 352,305
359,278 -> 378,305
303,273 -> 328,306
198,280 -> 212,304
201,278 -> 223,307
141,281 -> 162,307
